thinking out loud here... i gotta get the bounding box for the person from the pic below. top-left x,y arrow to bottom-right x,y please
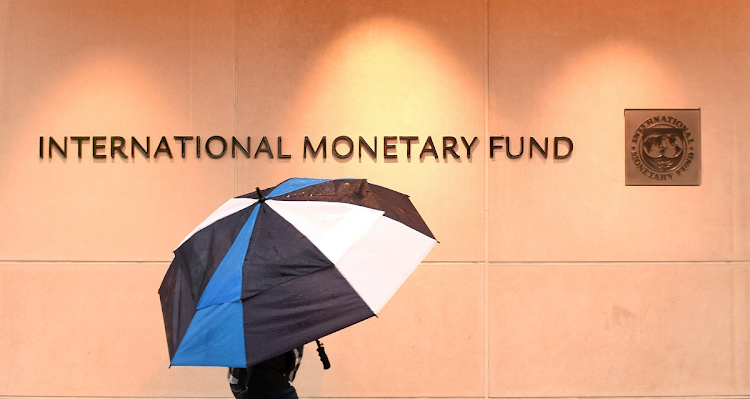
228,346 -> 304,399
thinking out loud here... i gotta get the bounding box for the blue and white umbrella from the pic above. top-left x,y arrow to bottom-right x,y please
159,178 -> 436,367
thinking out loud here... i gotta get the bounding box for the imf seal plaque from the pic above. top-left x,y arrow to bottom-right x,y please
625,109 -> 701,186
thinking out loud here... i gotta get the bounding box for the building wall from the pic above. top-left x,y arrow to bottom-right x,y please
0,0 -> 748,398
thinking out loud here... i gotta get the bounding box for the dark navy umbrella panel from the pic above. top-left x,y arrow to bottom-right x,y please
242,265 -> 374,367
241,205 -> 334,300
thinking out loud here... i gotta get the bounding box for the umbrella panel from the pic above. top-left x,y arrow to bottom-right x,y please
242,265 -> 374,367
241,204 -> 334,299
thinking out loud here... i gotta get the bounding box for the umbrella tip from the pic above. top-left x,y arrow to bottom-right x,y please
255,187 -> 266,203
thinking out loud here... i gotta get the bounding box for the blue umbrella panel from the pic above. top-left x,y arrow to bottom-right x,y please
159,178 -> 436,367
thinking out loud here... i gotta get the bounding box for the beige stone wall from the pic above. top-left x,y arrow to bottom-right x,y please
0,0 -> 748,398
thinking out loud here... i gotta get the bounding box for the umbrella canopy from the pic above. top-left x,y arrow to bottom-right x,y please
159,178 -> 436,367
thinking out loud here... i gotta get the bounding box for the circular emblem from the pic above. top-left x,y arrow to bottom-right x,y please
631,115 -> 695,180
640,127 -> 686,172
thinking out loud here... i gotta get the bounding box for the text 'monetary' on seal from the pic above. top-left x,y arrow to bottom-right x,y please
625,109 -> 701,186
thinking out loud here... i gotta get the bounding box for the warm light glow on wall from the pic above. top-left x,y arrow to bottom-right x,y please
286,17 -> 483,140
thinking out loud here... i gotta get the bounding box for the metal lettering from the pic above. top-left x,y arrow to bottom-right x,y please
304,136 -> 326,159
111,136 -> 128,159
443,136 -> 459,159
174,136 -> 194,158
332,136 -> 353,159
155,136 -> 173,159
253,136 -> 272,159
277,137 -> 291,159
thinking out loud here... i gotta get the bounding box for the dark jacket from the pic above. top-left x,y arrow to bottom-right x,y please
228,346 -> 304,393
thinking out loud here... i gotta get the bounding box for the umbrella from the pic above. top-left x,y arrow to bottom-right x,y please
159,177 -> 436,367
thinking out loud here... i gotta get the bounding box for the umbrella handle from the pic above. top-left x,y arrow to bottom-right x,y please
316,339 -> 331,370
